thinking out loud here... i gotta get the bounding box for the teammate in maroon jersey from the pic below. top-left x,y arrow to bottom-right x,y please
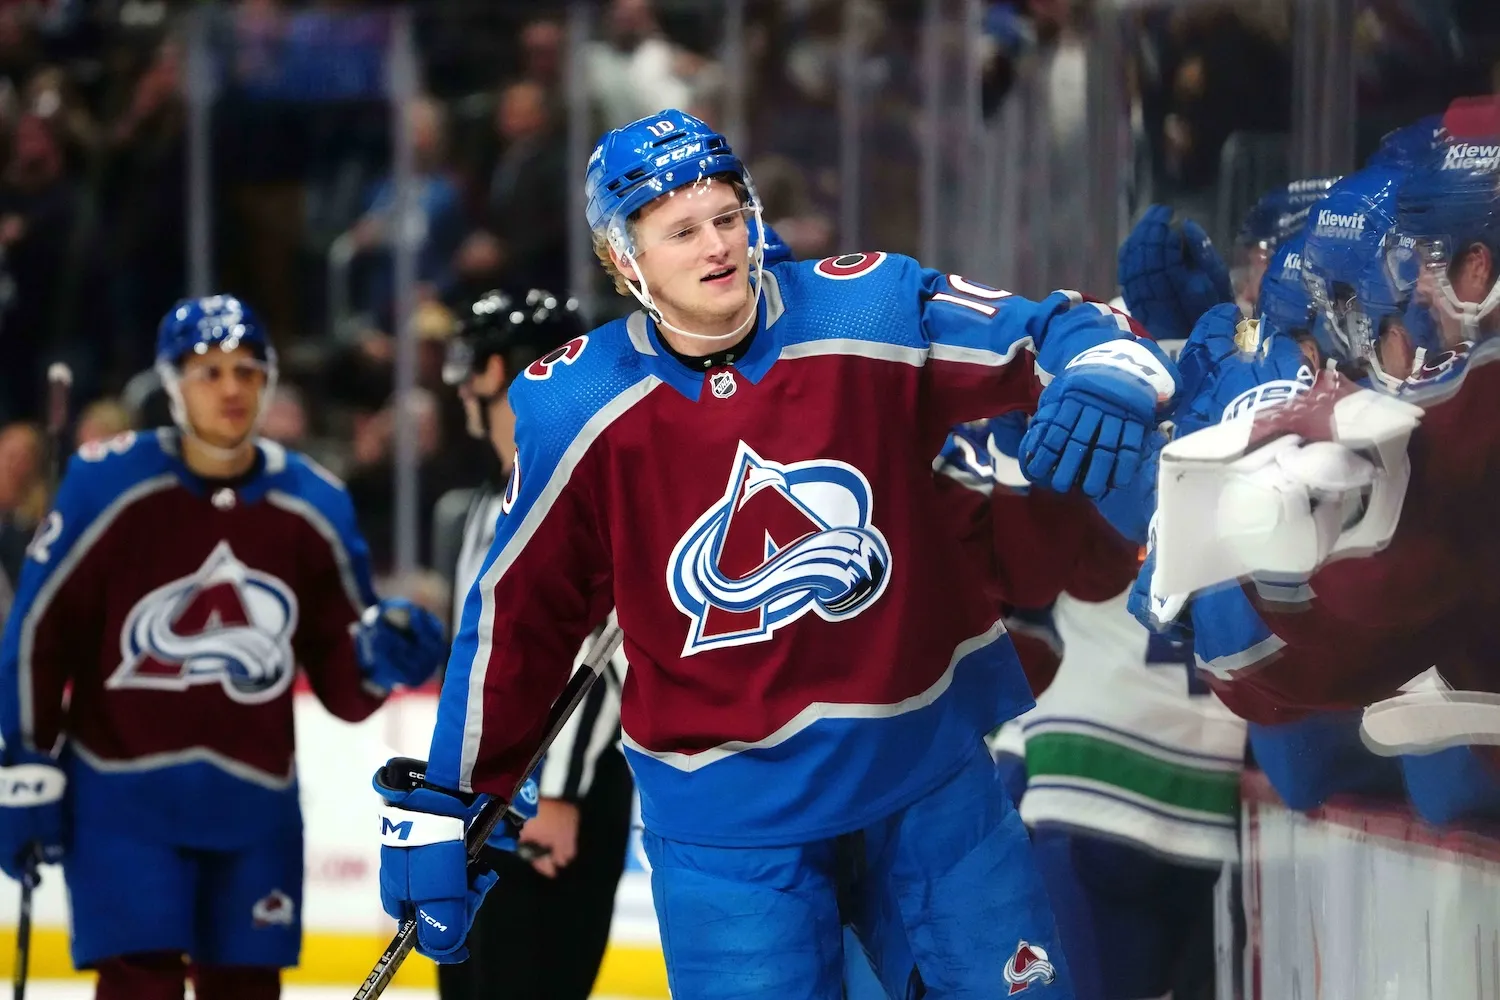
0,296 -> 447,1000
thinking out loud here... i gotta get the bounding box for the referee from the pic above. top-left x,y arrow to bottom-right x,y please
434,290 -> 634,999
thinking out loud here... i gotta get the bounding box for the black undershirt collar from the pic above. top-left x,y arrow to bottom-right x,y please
197,448 -> 266,492
659,317 -> 758,372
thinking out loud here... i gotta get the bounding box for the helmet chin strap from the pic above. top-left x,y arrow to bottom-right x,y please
157,360 -> 278,465
1434,269 -> 1500,342
619,205 -> 768,347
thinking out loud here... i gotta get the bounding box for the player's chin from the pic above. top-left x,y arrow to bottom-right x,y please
695,274 -> 751,313
200,421 -> 256,450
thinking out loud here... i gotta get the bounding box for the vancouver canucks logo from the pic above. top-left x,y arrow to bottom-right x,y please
108,541 -> 298,704
667,441 -> 892,656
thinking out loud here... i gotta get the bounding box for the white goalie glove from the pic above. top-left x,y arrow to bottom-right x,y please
1151,377 -> 1424,597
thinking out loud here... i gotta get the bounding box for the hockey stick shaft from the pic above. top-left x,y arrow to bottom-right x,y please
353,620 -> 624,999
44,364 -> 71,489
13,847 -> 40,1000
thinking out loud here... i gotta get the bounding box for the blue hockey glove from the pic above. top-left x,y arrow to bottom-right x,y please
0,757 -> 67,881
374,757 -> 540,963
1022,338 -> 1178,498
1118,205 -> 1234,343
356,599 -> 447,693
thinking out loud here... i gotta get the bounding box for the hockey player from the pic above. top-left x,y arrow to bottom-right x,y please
435,289 -> 634,1000
1230,177 -> 1340,315
940,413 -> 1244,1000
0,296 -> 447,1000
1135,135 -> 1500,812
373,108 -> 1180,995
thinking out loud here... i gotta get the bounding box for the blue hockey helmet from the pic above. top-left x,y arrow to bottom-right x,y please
1233,176 -> 1341,308
154,294 -> 278,443
1385,136 -> 1500,353
1365,115 -> 1446,170
1257,231 -> 1315,342
1299,165 -> 1407,380
584,109 -> 766,343
156,294 -> 274,367
585,109 -> 755,255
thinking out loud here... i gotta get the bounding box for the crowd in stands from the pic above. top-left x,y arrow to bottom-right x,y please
0,0 -> 1494,625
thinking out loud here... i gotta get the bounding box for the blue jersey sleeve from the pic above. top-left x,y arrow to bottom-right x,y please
0,437 -> 157,760
276,454 -> 386,721
916,269 -> 1173,432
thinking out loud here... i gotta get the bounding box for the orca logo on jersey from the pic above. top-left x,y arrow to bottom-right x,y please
667,441 -> 892,656
108,540 -> 298,704
1004,940 -> 1057,994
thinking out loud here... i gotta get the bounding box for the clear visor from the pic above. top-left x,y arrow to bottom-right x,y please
177,357 -> 271,387
601,172 -> 763,262
1301,269 -> 1360,358
1384,230 -> 1500,352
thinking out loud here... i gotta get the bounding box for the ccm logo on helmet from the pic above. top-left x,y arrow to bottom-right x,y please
814,252 -> 888,280
525,336 -> 589,381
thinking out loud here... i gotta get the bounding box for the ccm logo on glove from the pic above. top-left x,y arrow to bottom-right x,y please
418,909 -> 448,933
378,806 -> 464,847
0,765 -> 66,806
1066,339 -> 1177,402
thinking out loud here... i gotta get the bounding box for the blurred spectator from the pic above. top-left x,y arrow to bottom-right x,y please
586,0 -> 705,129
0,6 -> 41,113
453,79 -> 567,297
25,65 -> 101,170
0,421 -> 44,622
350,95 -> 466,325
751,154 -> 834,259
520,18 -> 565,96
261,382 -> 308,448
102,37 -> 185,378
345,385 -> 450,575
75,397 -> 131,447
1138,7 -> 1292,197
0,112 -> 81,423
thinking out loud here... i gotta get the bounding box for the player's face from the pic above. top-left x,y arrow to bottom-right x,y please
458,355 -> 506,440
178,344 -> 269,449
1376,316 -> 1414,381
627,180 -> 753,334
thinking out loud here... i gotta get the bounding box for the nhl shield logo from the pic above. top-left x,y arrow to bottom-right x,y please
108,540 -> 298,704
1004,940 -> 1057,994
666,440 -> 892,656
709,370 -> 737,399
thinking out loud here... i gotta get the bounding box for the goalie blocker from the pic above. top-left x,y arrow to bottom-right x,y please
1151,371 -> 1422,599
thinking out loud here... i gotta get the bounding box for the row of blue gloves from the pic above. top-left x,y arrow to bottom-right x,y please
0,597 -> 448,882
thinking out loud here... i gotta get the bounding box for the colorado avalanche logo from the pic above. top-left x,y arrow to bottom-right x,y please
667,441 -> 892,656
108,541 -> 298,704
1004,940 -> 1057,994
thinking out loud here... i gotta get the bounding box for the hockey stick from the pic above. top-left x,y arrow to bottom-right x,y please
352,620 -> 624,1000
13,365 -> 72,1000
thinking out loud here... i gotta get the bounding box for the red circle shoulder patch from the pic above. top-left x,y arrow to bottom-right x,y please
525,335 -> 589,381
813,252 -> 888,280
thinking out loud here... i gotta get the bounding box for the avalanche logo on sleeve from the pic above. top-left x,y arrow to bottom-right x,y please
108,540 -> 298,704
667,441 -> 891,656
1004,940 -> 1057,994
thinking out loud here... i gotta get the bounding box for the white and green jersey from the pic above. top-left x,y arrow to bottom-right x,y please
1013,588 -> 1247,865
